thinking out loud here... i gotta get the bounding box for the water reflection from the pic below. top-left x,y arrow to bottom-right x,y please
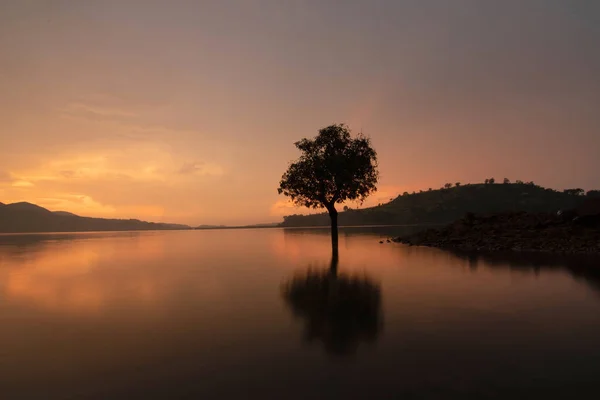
282,225 -> 428,240
1,230 -> 600,398
448,249 -> 600,294
281,254 -> 383,356
0,232 -> 168,314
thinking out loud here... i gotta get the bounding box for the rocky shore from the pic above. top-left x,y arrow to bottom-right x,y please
393,208 -> 600,254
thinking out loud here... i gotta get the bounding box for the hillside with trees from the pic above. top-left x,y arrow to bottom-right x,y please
279,180 -> 597,227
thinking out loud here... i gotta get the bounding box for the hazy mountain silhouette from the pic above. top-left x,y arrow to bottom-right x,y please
4,202 -> 50,213
0,201 -> 190,233
280,182 -> 593,227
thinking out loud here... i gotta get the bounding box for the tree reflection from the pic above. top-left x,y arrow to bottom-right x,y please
281,253 -> 382,356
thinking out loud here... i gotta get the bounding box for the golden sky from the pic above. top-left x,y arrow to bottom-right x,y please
1,1 -> 599,225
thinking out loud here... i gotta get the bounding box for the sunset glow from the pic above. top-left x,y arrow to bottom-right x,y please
1,1 -> 598,225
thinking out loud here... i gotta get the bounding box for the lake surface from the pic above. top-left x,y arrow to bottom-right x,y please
1,227 -> 600,399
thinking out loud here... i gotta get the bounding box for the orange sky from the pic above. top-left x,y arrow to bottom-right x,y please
1,1 -> 599,225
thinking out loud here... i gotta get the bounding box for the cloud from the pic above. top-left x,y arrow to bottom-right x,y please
60,101 -> 139,124
178,161 -> 224,177
0,170 -> 12,182
11,180 -> 34,188
16,146 -> 173,184
59,170 -> 76,178
1,143 -> 226,221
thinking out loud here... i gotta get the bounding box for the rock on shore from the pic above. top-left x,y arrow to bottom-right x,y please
393,210 -> 600,254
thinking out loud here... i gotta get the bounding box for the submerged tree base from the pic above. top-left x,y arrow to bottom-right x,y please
393,211 -> 600,255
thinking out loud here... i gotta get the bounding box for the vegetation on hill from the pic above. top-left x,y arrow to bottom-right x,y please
279,181 -> 596,227
0,202 -> 191,233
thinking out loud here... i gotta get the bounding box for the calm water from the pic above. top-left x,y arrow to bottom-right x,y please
1,227 -> 600,399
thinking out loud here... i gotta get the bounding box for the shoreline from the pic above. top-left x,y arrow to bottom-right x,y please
392,211 -> 600,255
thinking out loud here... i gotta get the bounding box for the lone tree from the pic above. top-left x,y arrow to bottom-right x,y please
278,124 -> 378,251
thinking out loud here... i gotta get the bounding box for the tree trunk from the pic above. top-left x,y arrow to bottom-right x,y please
328,206 -> 339,257
329,249 -> 339,277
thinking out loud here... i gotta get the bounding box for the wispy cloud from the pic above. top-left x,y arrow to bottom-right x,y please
178,161 -> 224,177
64,102 -> 138,118
16,147 -> 175,184
11,180 -> 34,188
59,170 -> 76,179
0,170 -> 13,182
59,101 -> 141,127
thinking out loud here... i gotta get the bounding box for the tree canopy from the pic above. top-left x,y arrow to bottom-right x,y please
277,124 -> 378,212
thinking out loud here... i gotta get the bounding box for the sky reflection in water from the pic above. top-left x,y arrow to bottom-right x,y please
1,227 -> 599,399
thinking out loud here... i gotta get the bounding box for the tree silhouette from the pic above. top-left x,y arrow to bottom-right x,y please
503,178 -> 510,184
488,178 -> 496,184
444,183 -> 452,189
278,124 -> 378,252
281,255 -> 382,356
564,188 -> 585,196
455,182 -> 461,187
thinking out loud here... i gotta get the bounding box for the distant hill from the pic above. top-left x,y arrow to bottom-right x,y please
0,202 -> 191,233
279,182 -> 595,227
248,222 -> 280,228
194,222 -> 280,230
53,210 -> 79,217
